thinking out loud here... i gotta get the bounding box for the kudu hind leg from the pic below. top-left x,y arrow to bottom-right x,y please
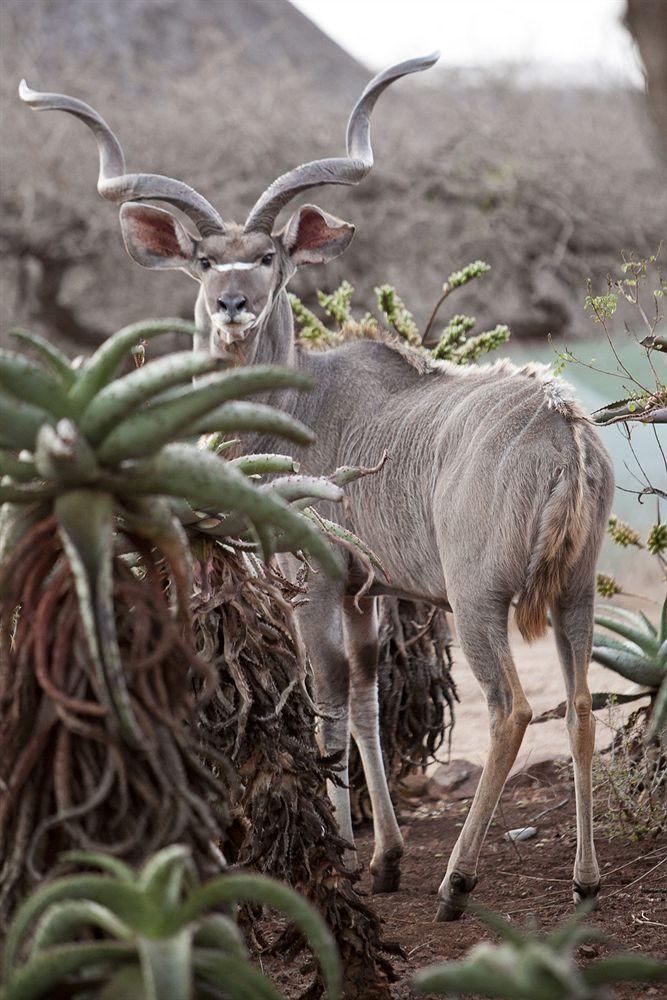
552,594 -> 600,905
437,603 -> 532,921
344,597 -> 404,892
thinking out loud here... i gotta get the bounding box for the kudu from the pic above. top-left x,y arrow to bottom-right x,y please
21,55 -> 614,920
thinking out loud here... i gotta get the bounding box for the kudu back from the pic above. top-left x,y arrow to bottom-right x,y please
22,55 -> 614,920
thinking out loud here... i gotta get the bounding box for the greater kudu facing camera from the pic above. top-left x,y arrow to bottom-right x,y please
21,56 -> 614,921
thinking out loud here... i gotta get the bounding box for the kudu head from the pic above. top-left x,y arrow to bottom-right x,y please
19,53 -> 438,362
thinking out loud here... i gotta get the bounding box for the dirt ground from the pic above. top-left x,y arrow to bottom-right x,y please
264,614 -> 666,998
361,764 -> 667,998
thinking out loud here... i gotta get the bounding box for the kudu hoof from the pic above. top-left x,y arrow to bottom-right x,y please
370,848 -> 403,894
434,871 -> 478,922
371,868 -> 401,894
573,879 -> 601,908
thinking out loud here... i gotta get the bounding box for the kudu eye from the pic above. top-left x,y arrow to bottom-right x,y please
198,257 -> 211,271
261,253 -> 275,267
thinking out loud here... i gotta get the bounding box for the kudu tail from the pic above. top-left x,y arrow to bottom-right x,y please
515,424 -> 589,642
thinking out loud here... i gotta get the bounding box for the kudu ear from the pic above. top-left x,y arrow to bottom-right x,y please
119,203 -> 197,269
279,204 -> 355,266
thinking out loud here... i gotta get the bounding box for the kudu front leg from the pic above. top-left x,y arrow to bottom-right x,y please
295,580 -> 356,863
437,609 -> 532,921
344,597 -> 404,893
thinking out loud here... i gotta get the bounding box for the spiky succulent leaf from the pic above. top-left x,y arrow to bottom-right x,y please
0,349 -> 72,417
590,646 -> 664,687
80,350 -> 223,443
582,953 -> 667,987
177,873 -> 341,1000
192,914 -> 247,958
193,952 -> 284,999
67,319 -> 198,411
4,876 -> 153,972
646,673 -> 667,742
55,490 -> 143,744
30,901 -> 131,952
97,367 -> 313,463
227,454 -> 298,476
5,941 -> 136,1000
9,329 -> 76,388
593,612 -> 660,658
0,449 -> 37,481
188,400 -> 314,445
106,445 -> 339,577
136,930 -> 193,1000
0,389 -> 54,450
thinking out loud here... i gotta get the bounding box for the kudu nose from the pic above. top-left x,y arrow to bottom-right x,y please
218,294 -> 248,319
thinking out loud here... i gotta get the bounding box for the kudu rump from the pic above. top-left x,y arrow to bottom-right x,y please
21,54 -> 614,920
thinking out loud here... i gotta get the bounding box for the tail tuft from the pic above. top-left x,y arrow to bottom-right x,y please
515,424 -> 588,643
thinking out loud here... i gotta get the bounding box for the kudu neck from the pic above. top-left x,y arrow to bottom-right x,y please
250,290 -> 299,369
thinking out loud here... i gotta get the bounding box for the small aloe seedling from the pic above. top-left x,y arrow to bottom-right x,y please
412,904 -> 667,998
2,844 -> 342,1000
592,595 -> 667,742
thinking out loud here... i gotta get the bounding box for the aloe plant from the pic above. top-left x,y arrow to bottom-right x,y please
2,844 -> 342,1000
412,904 -> 667,998
592,595 -> 667,742
0,319 -> 370,923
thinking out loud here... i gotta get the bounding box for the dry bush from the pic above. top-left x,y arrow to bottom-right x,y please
1,0 -> 666,353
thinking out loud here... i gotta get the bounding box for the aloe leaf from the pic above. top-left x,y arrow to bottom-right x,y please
137,930 -> 193,1000
0,389 -> 54,450
188,400 -> 314,445
9,329 -> 75,388
661,596 -> 667,644
594,613 -> 660,658
150,364 -> 313,407
119,498 -> 192,622
582,953 -> 667,986
228,454 -> 298,476
590,647 -> 664,687
177,873 -> 341,1000
469,904 -> 532,945
638,610 -> 658,637
193,951 -> 284,1000
97,372 -> 311,464
193,914 -> 247,958
4,876 -> 150,974
592,632 -> 643,656
138,845 -> 191,912
68,318 -> 198,411
261,476 -> 343,505
108,445 -> 340,576
61,851 -> 135,882
98,365 -> 312,463
0,503 -> 48,594
0,449 -> 37,481
412,956 -> 522,997
0,350 -> 72,417
34,422 -> 99,485
31,900 -> 131,952
55,490 -> 143,744
597,603 -> 658,639
646,673 -> 667,743
80,351 -> 223,444
303,509 -> 387,578
5,941 -> 136,1000
97,963 -> 145,1000
545,900 -> 598,950
0,483 -> 56,503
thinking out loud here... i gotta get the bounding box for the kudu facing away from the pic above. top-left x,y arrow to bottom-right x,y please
21,55 -> 614,921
